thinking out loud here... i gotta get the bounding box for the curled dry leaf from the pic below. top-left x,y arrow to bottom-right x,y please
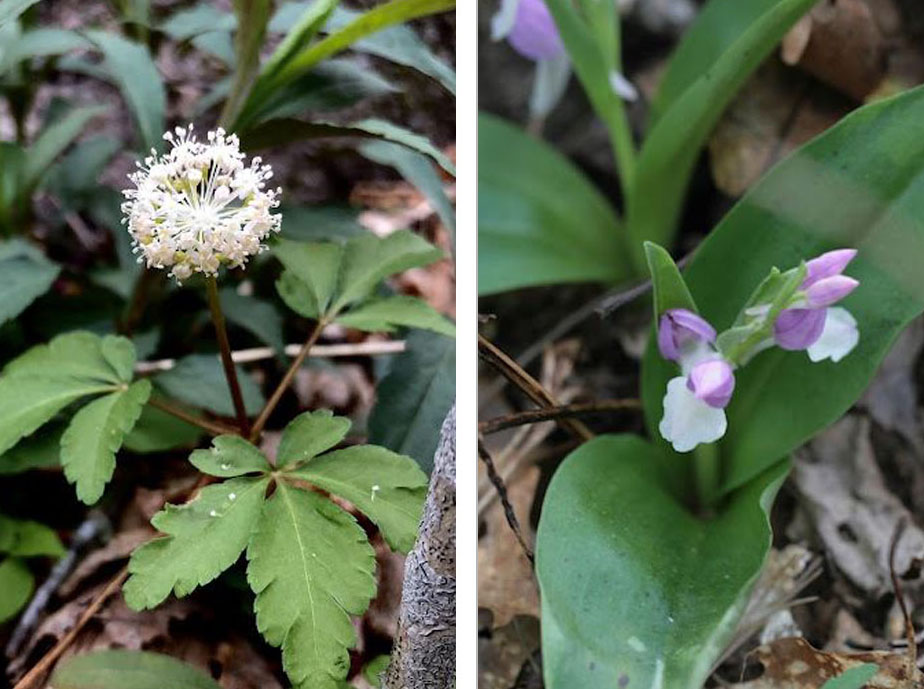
732,637 -> 921,688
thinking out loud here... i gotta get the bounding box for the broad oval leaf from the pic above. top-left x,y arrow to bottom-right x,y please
478,112 -> 628,294
0,557 -> 32,623
189,435 -> 271,477
124,476 -> 269,610
154,354 -> 265,418
50,650 -> 222,689
0,514 -> 64,557
0,239 -> 59,327
641,84 -> 924,495
61,380 -> 151,504
290,444 -> 427,552
277,409 -> 350,469
247,483 -> 376,689
536,435 -> 788,689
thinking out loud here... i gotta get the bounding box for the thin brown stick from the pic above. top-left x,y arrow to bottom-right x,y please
205,276 -> 250,436
478,334 -> 593,441
479,399 -> 641,435
478,438 -> 533,563
889,518 -> 917,672
147,396 -> 238,436
13,567 -> 128,689
250,318 -> 327,441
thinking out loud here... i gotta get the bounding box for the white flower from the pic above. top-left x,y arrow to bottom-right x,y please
121,125 -> 282,282
658,377 -> 728,453
807,306 -> 859,363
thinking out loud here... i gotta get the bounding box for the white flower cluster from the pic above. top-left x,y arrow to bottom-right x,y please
122,125 -> 282,282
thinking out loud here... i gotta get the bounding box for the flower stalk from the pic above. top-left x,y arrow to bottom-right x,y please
206,276 -> 251,436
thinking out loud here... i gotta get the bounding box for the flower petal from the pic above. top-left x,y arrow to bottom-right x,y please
507,0 -> 564,60
774,308 -> 827,350
687,359 -> 735,408
804,275 -> 858,308
657,308 -> 716,362
807,307 -> 858,363
803,248 -> 857,287
659,377 -> 727,453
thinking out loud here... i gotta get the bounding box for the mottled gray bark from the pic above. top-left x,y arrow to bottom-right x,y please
384,406 -> 456,689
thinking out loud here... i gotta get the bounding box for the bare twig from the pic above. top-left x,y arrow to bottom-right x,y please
479,399 -> 641,435
12,567 -> 129,689
147,396 -> 238,436
889,518 -> 918,672
133,339 -> 405,374
478,334 -> 593,441
478,438 -> 534,563
250,318 -> 327,441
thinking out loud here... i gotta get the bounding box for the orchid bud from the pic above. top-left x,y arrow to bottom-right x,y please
803,248 -> 857,287
773,308 -> 827,351
686,359 -> 735,409
657,309 -> 716,362
804,275 -> 859,309
507,0 -> 564,61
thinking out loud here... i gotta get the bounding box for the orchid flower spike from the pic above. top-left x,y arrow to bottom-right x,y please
773,248 -> 859,362
121,125 -> 282,282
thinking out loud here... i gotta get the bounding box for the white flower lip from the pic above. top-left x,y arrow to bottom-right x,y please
807,306 -> 859,363
659,377 -> 727,453
121,125 -> 282,282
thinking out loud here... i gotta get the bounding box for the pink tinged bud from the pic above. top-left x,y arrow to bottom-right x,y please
803,248 -> 857,287
507,0 -> 564,60
657,308 -> 716,362
686,359 -> 735,409
774,308 -> 827,350
804,275 -> 858,308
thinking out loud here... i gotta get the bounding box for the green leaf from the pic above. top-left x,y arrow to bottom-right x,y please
478,113 -> 628,295
188,435 -> 271,477
4,331 -> 122,383
360,140 -> 455,234
0,557 -> 32,623
84,30 -> 166,151
0,239 -> 60,327
368,329 -> 454,472
219,0 -> 273,129
0,426 -> 62,475
123,402 -> 203,454
101,334 -> 139,382
23,106 -> 105,194
536,435 -> 788,689
820,664 -> 880,689
154,354 -> 265,417
219,287 -> 286,355
280,204 -> 366,242
276,409 -> 350,470
159,4 -> 235,40
247,483 -> 376,689
644,241 -> 697,318
60,380 -> 151,505
0,514 -> 65,557
259,0 -> 337,85
273,239 -> 343,318
49,650 -> 223,689
124,476 -> 269,610
362,654 -> 390,687
336,295 -> 455,337
626,0 -> 816,269
1,28 -> 90,72
0,0 -> 40,29
333,230 -> 444,312
290,445 -> 426,552
641,84 -> 924,496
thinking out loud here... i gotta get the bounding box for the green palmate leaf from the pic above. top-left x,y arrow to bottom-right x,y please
0,426 -> 62,475
626,0 -> 816,269
821,664 -> 880,689
360,140 -> 455,235
247,483 -> 376,689
641,84 -> 924,496
336,295 -> 455,337
273,239 -> 343,318
0,557 -> 32,623
60,380 -> 151,505
5,331 -> 125,383
644,241 -> 697,317
334,230 -> 444,311
478,113 -> 628,295
23,106 -> 105,194
219,288 -> 286,355
154,354 -> 265,417
290,445 -> 426,552
0,514 -> 65,557
124,477 -> 269,610
368,329 -> 453,472
189,434 -> 272,477
83,30 -> 166,151
536,435 -> 788,689
280,204 -> 366,242
50,650 -> 223,689
123,403 -> 203,454
0,239 -> 60,327
276,409 -> 350,469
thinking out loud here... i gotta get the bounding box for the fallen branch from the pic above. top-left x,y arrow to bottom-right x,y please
479,399 -> 641,435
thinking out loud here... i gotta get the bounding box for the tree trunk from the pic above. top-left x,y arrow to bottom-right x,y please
384,406 -> 456,689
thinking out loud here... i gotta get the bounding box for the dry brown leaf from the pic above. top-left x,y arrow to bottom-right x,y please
732,637 -> 921,688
